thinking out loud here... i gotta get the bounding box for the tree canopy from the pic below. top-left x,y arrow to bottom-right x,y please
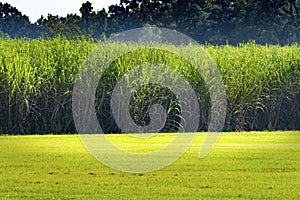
0,0 -> 299,44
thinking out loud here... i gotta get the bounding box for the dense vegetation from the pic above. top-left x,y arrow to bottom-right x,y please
0,37 -> 299,134
1,0 -> 300,45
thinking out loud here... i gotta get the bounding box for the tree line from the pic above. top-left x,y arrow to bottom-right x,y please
1,0 -> 300,45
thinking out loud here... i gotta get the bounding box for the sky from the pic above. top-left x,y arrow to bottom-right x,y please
3,0 -> 120,23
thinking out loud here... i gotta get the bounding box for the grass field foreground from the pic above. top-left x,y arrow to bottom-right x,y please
0,132 -> 299,199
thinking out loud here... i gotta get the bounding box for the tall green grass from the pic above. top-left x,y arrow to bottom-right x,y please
0,37 -> 299,134
207,42 -> 300,130
0,36 -> 94,133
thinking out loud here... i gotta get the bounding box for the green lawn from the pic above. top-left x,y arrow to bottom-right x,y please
0,132 -> 299,199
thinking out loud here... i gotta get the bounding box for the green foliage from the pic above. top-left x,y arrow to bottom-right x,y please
0,36 -> 94,134
0,2 -> 36,38
1,1 -> 299,44
206,42 -> 300,130
112,0 -> 300,44
0,38 -> 299,134
94,46 -> 209,133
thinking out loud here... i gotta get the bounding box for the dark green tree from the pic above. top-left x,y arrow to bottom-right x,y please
0,2 -> 38,38
37,14 -> 82,38
79,1 -> 94,33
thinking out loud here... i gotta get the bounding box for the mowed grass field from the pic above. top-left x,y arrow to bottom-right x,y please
0,132 -> 299,199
